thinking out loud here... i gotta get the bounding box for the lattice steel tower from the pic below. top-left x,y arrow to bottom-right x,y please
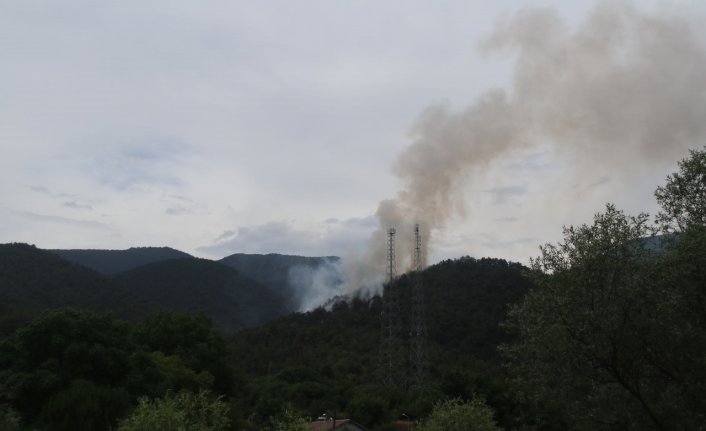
410,223 -> 427,389
380,227 -> 402,387
387,228 -> 396,282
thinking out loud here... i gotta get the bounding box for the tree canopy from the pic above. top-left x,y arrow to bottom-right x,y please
504,148 -> 706,429
655,146 -> 706,232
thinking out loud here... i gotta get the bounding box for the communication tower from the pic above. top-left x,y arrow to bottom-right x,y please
380,227 -> 402,387
410,223 -> 427,389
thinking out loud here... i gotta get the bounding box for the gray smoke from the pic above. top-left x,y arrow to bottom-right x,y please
289,258 -> 344,311
346,1 -> 706,293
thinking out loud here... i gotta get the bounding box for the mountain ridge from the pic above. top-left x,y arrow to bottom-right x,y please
113,257 -> 290,333
50,246 -> 194,274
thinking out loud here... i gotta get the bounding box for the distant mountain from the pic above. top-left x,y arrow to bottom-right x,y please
0,243 -> 152,324
113,258 -> 290,334
219,253 -> 341,310
50,246 -> 194,274
1,244 -> 340,334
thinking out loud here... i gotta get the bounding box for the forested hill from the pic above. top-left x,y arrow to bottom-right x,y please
229,256 -> 533,428
0,244 -> 298,335
113,258 -> 290,333
0,243 -> 152,331
50,246 -> 194,274
219,253 -> 340,309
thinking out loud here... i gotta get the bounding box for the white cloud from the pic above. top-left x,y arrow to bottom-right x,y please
198,216 -> 376,258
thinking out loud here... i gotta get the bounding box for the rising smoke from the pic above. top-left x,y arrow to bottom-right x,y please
288,258 -> 344,311
345,1 -> 706,294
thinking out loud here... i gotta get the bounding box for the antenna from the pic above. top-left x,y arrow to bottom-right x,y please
387,227 -> 396,282
380,227 -> 401,387
410,223 -> 427,389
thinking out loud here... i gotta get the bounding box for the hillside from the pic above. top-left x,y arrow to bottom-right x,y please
219,253 -> 341,310
50,246 -> 194,274
0,243 -> 152,331
229,256 -> 533,428
113,258 -> 290,334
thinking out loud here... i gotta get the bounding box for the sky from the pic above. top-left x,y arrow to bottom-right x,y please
2,0 -> 706,271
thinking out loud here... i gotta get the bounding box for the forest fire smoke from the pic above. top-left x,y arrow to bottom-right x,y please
345,1 -> 706,294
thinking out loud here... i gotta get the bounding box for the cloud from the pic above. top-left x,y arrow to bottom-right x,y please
197,216 -> 376,258
77,135 -> 194,191
586,176 -> 611,188
483,186 -> 528,204
214,230 -> 236,242
494,216 -> 518,223
6,208 -> 113,232
29,185 -> 50,194
481,235 -> 538,251
62,201 -> 93,210
165,206 -> 192,215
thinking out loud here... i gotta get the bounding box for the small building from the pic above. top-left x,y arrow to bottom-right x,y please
309,418 -> 368,431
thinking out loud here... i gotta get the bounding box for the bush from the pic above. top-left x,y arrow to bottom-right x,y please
415,397 -> 500,431
117,390 -> 230,431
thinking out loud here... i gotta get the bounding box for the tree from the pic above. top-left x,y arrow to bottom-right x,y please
268,408 -> 309,431
135,311 -> 235,394
0,309 -> 139,429
655,146 -> 706,232
0,404 -> 20,431
117,390 -> 230,431
414,397 -> 501,431
41,379 -> 131,431
504,203 -> 706,430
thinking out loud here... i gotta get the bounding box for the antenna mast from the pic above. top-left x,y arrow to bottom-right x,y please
387,228 -> 396,282
410,223 -> 427,389
380,227 -> 401,387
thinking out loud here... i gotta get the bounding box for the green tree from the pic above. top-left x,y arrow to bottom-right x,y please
117,390 -> 230,431
504,202 -> 706,429
0,404 -> 20,431
268,408 -> 309,431
0,309 -> 139,429
135,311 -> 235,394
655,146 -> 706,232
41,379 -> 131,431
415,397 -> 501,431
346,393 -> 388,428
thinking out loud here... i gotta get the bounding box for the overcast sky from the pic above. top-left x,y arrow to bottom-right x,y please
2,0 -> 705,266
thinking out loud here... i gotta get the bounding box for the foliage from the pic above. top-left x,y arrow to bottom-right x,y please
415,397 -> 501,431
1,309 -> 137,425
0,404 -> 21,431
655,146 -> 706,232
0,309 -> 236,430
117,390 -> 230,431
505,202 -> 706,429
135,311 -> 235,394
41,379 -> 131,431
267,408 -> 310,431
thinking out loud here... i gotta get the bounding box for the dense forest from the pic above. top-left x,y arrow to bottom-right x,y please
0,147 -> 704,430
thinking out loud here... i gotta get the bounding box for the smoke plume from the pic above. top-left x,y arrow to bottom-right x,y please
348,1 -> 706,293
